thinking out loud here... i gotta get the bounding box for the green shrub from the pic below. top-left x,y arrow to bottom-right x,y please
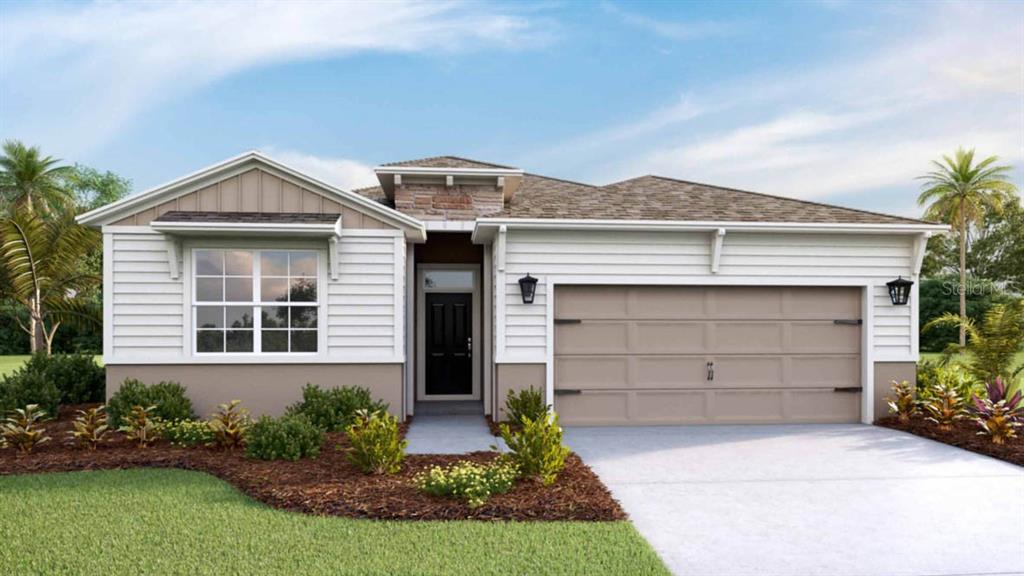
498,413 -> 570,486
207,400 -> 250,449
0,370 -> 61,418
245,415 -> 323,461
415,459 -> 519,508
68,406 -> 110,450
1,404 -> 52,454
19,353 -> 105,404
286,384 -> 388,432
119,405 -> 160,448
916,360 -> 982,402
156,418 -> 214,448
345,409 -> 406,475
504,386 -> 547,425
107,379 -> 194,427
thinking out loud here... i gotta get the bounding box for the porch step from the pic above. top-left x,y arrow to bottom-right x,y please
414,401 -> 484,416
405,414 -> 504,454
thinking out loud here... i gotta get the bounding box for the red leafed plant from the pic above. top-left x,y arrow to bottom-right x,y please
972,377 -> 1024,445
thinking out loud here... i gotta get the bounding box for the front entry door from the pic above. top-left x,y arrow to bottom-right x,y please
425,293 -> 473,396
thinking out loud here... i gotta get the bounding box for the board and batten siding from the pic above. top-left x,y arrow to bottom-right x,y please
104,227 -> 405,364
495,229 -> 916,363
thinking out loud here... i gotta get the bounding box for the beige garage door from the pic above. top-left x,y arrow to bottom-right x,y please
553,285 -> 862,425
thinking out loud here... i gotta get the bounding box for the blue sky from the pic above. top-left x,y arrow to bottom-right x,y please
1,0 -> 1021,218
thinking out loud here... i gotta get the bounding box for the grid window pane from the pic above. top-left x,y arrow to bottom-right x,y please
291,330 -> 317,353
291,306 -> 317,328
197,330 -> 224,353
290,251 -> 317,277
262,330 -> 288,352
261,306 -> 287,328
195,250 -> 223,275
290,278 -> 316,302
225,277 -> 253,302
196,306 -> 223,329
225,251 -> 252,276
226,306 -> 254,329
261,251 -> 288,276
226,330 -> 253,352
261,278 -> 288,302
196,278 -> 223,302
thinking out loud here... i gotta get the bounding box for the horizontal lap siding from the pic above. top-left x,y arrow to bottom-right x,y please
499,229 -> 915,362
327,234 -> 399,357
110,231 -> 183,358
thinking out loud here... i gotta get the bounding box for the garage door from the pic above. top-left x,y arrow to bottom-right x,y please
553,285 -> 862,425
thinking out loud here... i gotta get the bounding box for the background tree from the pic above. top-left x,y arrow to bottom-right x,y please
969,198 -> 1024,292
0,209 -> 101,354
63,164 -> 131,212
918,148 -> 1017,346
0,140 -> 73,215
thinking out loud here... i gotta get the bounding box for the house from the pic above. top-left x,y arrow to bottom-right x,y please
77,152 -> 947,425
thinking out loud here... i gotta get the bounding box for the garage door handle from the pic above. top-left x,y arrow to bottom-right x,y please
833,319 -> 863,325
707,362 -> 714,381
833,386 -> 862,393
554,389 -> 582,396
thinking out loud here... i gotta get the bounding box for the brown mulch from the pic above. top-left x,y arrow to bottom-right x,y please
877,415 -> 1024,467
0,404 -> 625,522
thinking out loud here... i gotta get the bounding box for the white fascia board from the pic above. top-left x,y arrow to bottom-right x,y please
424,220 -> 476,232
150,221 -> 339,237
471,218 -> 950,242
77,151 -> 427,241
374,166 -> 523,177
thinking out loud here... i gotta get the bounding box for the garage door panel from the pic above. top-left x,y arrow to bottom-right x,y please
790,356 -> 860,387
554,286 -> 627,318
554,391 -> 629,425
633,391 -> 710,422
790,322 -> 860,353
633,322 -> 708,353
710,390 -> 786,423
713,322 -> 785,353
627,286 -> 706,319
555,356 -> 628,389
783,287 -> 860,317
786,389 -> 861,422
554,322 -> 628,354
708,287 -> 785,318
714,356 -> 785,386
634,357 -> 709,388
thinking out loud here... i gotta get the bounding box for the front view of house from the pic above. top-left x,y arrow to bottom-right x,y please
78,152 -> 947,425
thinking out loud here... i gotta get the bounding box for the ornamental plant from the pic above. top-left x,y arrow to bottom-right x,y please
923,383 -> 967,432
505,386 -> 547,425
156,419 -> 214,448
1,404 -> 51,454
119,405 -> 160,448
68,406 -> 110,450
971,377 -> 1024,445
886,380 -> 918,423
107,379 -> 194,428
498,412 -> 570,486
415,459 -> 519,508
207,400 -> 250,449
345,409 -> 406,475
245,414 -> 323,461
286,384 -> 388,432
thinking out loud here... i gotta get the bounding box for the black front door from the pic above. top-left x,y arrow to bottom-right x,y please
425,292 -> 472,396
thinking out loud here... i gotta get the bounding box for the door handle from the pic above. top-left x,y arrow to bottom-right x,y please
467,337 -> 472,355
707,362 -> 714,381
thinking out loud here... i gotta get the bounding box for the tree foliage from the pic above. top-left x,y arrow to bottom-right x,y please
924,300 -> 1024,383
0,140 -> 73,216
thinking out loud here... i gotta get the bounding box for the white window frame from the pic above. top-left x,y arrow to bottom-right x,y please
190,247 -> 322,357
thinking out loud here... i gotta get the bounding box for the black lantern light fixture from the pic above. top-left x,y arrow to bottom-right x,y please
518,274 -> 538,304
886,276 -> 914,306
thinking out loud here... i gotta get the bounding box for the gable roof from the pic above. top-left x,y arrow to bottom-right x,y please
76,151 -> 426,240
379,156 -> 517,170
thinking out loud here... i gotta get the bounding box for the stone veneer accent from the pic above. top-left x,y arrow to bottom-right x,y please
394,183 -> 503,221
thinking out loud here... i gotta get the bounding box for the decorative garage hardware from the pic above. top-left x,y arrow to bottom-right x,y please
833,387 -> 862,393
554,318 -> 582,325
706,362 -> 715,381
554,389 -> 582,395
518,273 -> 538,304
833,319 -> 863,325
886,276 -> 914,305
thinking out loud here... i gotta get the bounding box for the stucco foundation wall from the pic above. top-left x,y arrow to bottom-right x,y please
106,364 -> 404,420
494,363 -> 546,421
873,361 -> 917,422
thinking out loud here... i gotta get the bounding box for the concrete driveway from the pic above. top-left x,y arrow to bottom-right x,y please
565,424 -> 1024,576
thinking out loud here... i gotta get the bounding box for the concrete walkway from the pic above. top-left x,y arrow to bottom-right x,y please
565,424 -> 1024,576
405,415 -> 500,454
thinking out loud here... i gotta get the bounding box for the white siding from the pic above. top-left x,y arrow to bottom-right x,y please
496,229 -> 916,362
105,228 -> 405,364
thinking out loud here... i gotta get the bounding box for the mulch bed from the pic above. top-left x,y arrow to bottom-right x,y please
877,415 -> 1024,467
0,404 -> 625,522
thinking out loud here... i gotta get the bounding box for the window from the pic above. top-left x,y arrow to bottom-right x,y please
193,249 -> 319,354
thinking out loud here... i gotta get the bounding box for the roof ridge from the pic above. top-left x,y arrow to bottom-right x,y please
380,155 -> 518,170
642,175 -> 935,225
523,172 -> 596,188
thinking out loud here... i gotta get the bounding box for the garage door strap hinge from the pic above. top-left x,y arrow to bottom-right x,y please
833,319 -> 863,325
554,318 -> 582,325
833,386 -> 862,393
554,389 -> 582,395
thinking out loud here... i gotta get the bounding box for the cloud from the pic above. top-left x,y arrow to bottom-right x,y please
0,1 -> 550,158
603,2 -> 747,41
263,148 -> 378,191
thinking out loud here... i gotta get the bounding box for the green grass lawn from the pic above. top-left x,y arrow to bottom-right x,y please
919,351 -> 1024,367
0,469 -> 668,575
0,354 -> 103,377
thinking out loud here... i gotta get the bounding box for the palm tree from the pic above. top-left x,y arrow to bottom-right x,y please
0,207 -> 101,354
918,148 -> 1018,347
0,140 -> 73,215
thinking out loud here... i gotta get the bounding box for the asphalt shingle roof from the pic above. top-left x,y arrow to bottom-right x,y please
153,211 -> 339,224
379,156 -> 518,170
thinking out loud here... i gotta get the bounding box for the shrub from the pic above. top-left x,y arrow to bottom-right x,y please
916,360 -> 982,403
971,377 -> 1024,445
119,405 -> 160,448
207,400 -> 250,449
156,418 -> 214,448
886,380 -> 918,423
505,386 -> 547,425
286,384 -> 388,432
1,404 -> 52,454
245,415 -> 323,461
345,409 -> 406,475
415,459 -> 519,508
923,384 -> 968,432
0,370 -> 60,418
68,406 -> 110,450
924,300 -> 1024,382
498,413 -> 570,486
19,353 -> 105,404
107,379 -> 194,427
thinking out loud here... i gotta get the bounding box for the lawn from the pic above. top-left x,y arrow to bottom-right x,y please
0,354 -> 102,377
919,350 -> 1024,367
0,469 -> 669,576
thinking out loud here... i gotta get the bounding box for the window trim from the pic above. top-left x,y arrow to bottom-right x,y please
190,247 -> 322,357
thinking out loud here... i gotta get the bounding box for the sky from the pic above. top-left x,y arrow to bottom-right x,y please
1,0 -> 1022,218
